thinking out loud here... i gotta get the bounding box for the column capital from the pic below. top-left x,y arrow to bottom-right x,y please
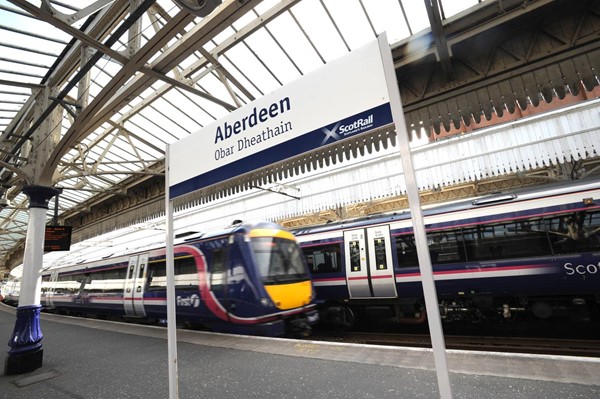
22,185 -> 62,209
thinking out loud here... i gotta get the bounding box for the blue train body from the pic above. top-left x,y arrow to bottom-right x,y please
37,221 -> 318,337
294,179 -> 600,326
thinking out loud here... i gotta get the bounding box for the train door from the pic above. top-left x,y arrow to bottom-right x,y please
343,225 -> 397,299
46,270 -> 59,308
123,254 -> 149,317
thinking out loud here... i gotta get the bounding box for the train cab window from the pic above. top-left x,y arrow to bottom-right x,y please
301,243 -> 341,274
251,237 -> 309,283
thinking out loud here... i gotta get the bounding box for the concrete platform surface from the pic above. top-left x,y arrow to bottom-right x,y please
1,303 -> 599,398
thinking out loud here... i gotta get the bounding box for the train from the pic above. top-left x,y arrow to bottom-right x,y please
293,178 -> 600,327
0,278 -> 20,306
3,221 -> 318,337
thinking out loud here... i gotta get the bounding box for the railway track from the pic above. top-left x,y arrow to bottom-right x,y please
311,331 -> 600,358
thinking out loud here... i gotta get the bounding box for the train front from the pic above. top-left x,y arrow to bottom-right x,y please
248,223 -> 319,337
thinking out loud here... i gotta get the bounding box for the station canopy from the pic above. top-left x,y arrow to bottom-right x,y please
0,0 -> 496,269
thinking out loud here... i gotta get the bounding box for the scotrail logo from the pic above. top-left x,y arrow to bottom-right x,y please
321,114 -> 374,145
177,294 -> 201,307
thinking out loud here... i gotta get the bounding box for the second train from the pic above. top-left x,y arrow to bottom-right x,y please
294,178 -> 600,327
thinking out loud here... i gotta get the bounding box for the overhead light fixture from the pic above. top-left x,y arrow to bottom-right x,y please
173,0 -> 222,17
0,191 -> 11,208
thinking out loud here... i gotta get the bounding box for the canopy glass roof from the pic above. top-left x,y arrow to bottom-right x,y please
0,0 -> 484,272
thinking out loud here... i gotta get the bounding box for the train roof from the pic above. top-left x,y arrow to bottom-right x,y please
174,220 -> 285,243
42,220 -> 285,273
291,177 -> 600,236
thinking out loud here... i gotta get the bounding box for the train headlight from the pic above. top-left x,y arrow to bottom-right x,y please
260,297 -> 273,307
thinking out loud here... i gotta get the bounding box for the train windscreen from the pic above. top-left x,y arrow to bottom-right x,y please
251,237 -> 310,284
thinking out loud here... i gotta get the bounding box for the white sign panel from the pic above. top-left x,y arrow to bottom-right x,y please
169,35 -> 393,198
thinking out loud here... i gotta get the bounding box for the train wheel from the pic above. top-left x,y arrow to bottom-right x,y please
320,305 -> 355,329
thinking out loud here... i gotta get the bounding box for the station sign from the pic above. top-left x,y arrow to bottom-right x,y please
169,35 -> 394,199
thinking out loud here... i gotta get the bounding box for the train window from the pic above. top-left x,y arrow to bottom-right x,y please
175,256 -> 198,290
54,273 -> 85,294
147,260 -> 166,291
89,268 -> 125,294
251,237 -> 309,283
82,270 -> 124,294
41,276 -> 50,294
395,232 -> 466,267
547,210 -> 600,254
427,231 -> 465,264
462,220 -> 552,261
373,238 -> 388,270
349,241 -> 361,272
301,244 -> 341,274
84,272 -> 101,293
128,265 -> 135,279
394,235 -> 418,268
145,256 -> 198,291
210,249 -> 226,290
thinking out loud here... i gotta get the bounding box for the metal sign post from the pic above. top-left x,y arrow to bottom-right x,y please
378,36 -> 453,399
164,147 -> 179,399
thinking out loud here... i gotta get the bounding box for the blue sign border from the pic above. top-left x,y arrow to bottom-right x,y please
170,102 -> 392,199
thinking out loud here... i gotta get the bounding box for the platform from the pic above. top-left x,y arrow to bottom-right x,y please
1,302 -> 599,398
